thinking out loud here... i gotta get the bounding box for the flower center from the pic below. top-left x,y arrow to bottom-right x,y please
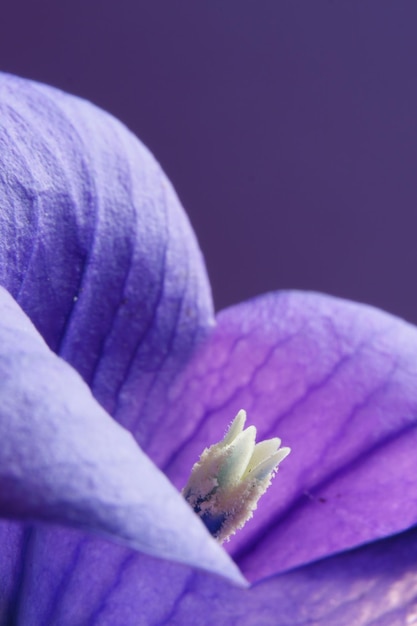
182,410 -> 290,543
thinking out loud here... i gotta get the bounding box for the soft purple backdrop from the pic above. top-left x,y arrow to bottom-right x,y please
2,2 -> 417,321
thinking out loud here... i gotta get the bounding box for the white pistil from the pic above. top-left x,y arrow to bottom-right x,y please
182,409 -> 290,543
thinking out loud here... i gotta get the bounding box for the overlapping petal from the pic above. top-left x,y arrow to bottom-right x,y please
8,286 -> 417,622
1,71 -> 417,624
0,286 -> 243,587
150,292 -> 417,581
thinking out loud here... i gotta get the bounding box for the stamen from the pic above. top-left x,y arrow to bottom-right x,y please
182,410 -> 290,543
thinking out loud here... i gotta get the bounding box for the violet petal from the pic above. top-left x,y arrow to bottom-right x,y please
13,522 -> 417,625
149,291 -> 417,581
170,525 -> 417,626
0,72 -> 214,436
0,287 -> 243,585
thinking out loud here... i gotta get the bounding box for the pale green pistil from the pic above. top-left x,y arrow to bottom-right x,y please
182,410 -> 290,543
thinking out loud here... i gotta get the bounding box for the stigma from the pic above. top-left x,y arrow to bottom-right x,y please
182,410 -> 290,543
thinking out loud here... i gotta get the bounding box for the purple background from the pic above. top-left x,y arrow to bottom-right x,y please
1,2 -> 417,322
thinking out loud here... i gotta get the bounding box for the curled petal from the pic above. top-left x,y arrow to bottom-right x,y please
0,287 -> 243,585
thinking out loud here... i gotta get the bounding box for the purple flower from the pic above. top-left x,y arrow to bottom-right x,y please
1,72 -> 417,625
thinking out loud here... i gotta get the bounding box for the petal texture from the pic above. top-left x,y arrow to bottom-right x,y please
0,72 -> 214,441
168,525 -> 417,626
2,72 -> 417,623
149,291 -> 417,581
13,522 -> 417,625
0,287 -> 243,584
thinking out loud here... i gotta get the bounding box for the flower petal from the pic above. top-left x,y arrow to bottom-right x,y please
168,525 -> 417,626
0,287 -> 243,585
0,521 -> 26,620
0,72 -> 214,436
13,521 -> 417,625
148,291 -> 417,581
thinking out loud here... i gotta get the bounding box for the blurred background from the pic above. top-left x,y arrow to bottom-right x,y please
1,2 -> 417,322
